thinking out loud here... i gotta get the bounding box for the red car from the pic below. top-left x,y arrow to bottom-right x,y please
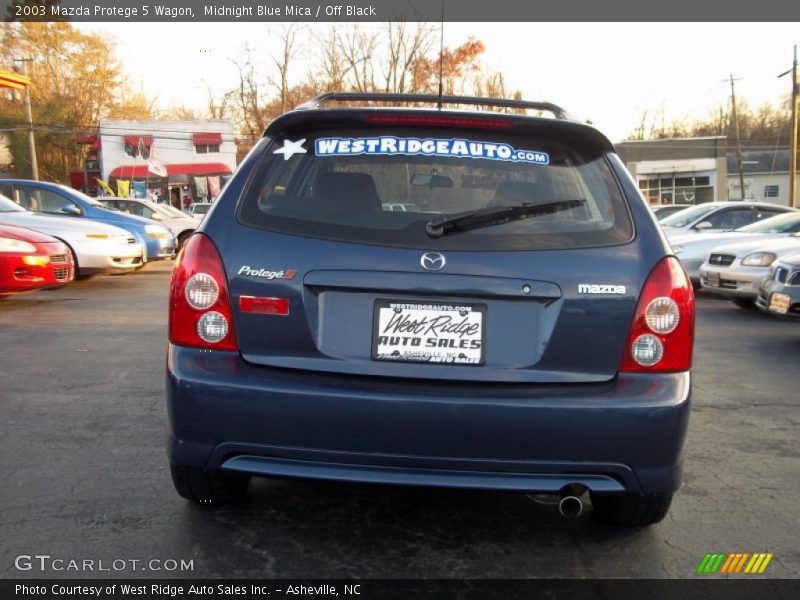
0,224 -> 74,297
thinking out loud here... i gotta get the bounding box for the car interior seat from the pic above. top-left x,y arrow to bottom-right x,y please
312,172 -> 383,213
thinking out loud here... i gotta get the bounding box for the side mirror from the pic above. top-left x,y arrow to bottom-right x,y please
150,213 -> 164,221
61,204 -> 82,216
694,221 -> 712,231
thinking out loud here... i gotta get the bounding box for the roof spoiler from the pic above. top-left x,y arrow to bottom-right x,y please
295,92 -> 570,120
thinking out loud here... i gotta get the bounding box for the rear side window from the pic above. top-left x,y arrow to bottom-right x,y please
239,126 -> 633,251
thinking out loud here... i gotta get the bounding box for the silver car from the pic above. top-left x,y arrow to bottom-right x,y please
756,251 -> 800,318
699,235 -> 800,306
0,194 -> 144,278
661,201 -> 794,241
651,203 -> 692,221
671,212 -> 800,285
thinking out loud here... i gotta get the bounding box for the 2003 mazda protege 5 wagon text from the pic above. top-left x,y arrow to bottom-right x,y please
166,93 -> 695,526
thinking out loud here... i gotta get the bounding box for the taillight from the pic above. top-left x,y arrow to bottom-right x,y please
619,257 -> 694,373
169,234 -> 238,351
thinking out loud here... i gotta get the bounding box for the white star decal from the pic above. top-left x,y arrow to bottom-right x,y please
273,138 -> 307,160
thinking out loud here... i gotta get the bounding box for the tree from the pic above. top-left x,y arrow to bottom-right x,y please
0,22 -> 154,182
267,24 -> 301,114
227,27 -> 521,156
630,95 -> 793,149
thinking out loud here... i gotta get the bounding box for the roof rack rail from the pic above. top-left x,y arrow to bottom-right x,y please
295,92 -> 570,120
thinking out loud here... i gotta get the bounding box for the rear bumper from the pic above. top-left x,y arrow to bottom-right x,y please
166,345 -> 691,495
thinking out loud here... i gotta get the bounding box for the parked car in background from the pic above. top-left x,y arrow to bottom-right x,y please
651,203 -> 692,221
756,251 -> 800,318
660,201 -> 794,240
699,235 -> 800,307
97,197 -> 196,250
0,180 -> 175,262
189,202 -> 213,221
0,194 -> 143,278
158,203 -> 192,219
0,224 -> 74,297
670,212 -> 800,286
166,92 -> 696,527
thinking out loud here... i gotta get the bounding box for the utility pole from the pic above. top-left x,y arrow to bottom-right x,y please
729,74 -> 746,201
13,58 -> 38,181
793,46 -> 798,209
779,46 -> 798,209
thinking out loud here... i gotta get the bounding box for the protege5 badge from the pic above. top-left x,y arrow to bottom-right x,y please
238,266 -> 297,280
577,283 -> 626,295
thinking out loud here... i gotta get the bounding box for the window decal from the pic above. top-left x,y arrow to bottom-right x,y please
314,136 -> 550,165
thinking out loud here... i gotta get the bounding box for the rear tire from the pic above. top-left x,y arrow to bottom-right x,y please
591,492 -> 672,526
170,464 -> 250,504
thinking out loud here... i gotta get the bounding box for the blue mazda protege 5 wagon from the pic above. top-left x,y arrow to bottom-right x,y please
167,93 -> 695,526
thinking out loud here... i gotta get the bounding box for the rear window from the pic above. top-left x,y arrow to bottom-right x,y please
238,126 -> 633,251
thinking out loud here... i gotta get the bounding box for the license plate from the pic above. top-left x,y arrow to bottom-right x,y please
372,301 -> 486,365
705,271 -> 720,287
769,292 -> 791,314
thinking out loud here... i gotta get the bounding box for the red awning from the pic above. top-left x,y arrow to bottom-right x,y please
123,135 -> 153,148
192,132 -> 223,146
108,163 -> 232,179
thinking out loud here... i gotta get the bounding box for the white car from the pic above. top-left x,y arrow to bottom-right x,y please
669,211 -> 800,285
97,197 -> 197,249
0,194 -> 144,278
189,202 -> 213,221
660,201 -> 794,241
699,235 -> 800,306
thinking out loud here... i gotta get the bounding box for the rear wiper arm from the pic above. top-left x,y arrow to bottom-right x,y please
425,199 -> 586,238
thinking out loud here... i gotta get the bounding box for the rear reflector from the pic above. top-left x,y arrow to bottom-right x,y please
367,114 -> 514,130
239,295 -> 290,316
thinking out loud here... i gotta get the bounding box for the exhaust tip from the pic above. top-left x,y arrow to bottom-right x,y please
558,495 -> 583,518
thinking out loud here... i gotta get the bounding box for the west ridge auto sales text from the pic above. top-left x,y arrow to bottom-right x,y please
15,583 -> 357,596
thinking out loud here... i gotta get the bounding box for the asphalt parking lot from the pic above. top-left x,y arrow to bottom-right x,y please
1,261 -> 798,579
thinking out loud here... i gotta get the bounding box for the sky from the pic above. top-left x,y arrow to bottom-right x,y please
80,22 -> 799,142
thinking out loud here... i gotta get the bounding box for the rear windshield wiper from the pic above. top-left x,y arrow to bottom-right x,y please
425,199 -> 586,238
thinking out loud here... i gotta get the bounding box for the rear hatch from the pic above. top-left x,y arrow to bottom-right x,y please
211,110 -> 664,383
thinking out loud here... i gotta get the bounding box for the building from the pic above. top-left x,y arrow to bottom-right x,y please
726,149 -> 792,205
72,119 -> 236,205
616,137 -> 729,205
616,137 -> 796,208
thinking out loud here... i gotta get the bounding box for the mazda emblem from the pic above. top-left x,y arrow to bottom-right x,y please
420,252 -> 446,271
